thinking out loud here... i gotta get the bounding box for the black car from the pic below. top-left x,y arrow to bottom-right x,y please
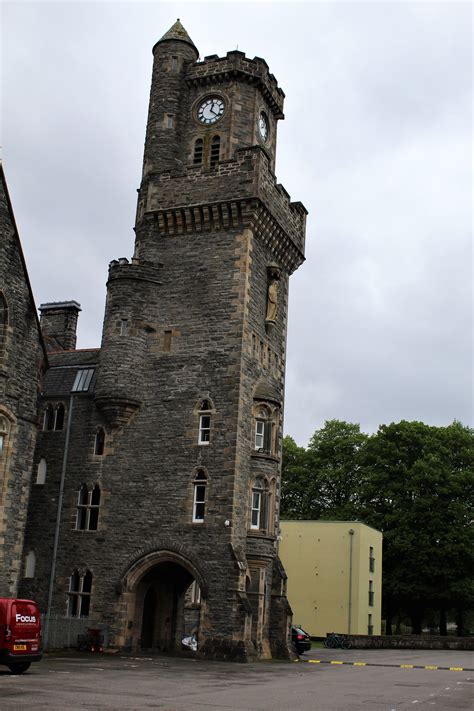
291,625 -> 311,654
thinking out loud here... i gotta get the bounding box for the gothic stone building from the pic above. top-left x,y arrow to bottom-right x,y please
3,21 -> 307,660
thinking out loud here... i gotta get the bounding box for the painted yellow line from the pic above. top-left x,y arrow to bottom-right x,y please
400,664 -> 414,668
308,660 -> 321,664
330,661 -> 343,665
353,662 -> 367,666
449,667 -> 464,671
424,666 -> 438,670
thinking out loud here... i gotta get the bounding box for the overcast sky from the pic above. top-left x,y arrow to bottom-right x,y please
2,1 -> 472,445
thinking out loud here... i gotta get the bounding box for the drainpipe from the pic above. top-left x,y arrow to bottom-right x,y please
348,528 -> 355,635
43,394 -> 74,649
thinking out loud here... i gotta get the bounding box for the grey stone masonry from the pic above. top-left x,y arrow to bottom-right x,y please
17,21 -> 308,662
0,164 -> 47,596
39,301 -> 81,352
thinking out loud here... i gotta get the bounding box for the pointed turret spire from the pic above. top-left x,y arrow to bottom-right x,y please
156,19 -> 198,55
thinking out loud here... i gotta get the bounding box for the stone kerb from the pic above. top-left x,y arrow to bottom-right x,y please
343,634 -> 474,651
188,51 -> 285,118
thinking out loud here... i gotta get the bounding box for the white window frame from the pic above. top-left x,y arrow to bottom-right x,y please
254,420 -> 265,450
251,490 -> 261,529
76,485 -> 101,531
198,414 -> 211,445
192,476 -> 207,523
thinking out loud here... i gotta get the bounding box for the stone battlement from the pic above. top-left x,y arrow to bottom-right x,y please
187,50 -> 285,118
142,146 -> 307,262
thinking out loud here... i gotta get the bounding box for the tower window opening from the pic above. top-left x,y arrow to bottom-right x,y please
163,330 -> 172,351
43,405 -> 54,431
198,414 -> 211,444
54,403 -> 65,431
0,415 -> 8,453
25,550 -> 36,578
166,114 -> 174,129
120,319 -> 129,336
0,292 -> 8,358
36,458 -> 47,484
254,408 -> 272,453
171,56 -> 178,70
68,569 -> 93,617
192,469 -> 207,522
76,484 -> 101,531
198,399 -> 212,445
193,138 -> 203,166
94,428 -> 105,456
210,135 -> 220,167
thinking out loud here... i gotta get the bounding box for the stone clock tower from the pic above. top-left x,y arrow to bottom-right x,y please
19,20 -> 307,661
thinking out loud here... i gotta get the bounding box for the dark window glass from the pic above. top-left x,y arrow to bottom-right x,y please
94,428 -> 105,455
54,404 -> 65,431
44,405 -> 54,431
193,138 -> 203,166
210,136 -> 220,167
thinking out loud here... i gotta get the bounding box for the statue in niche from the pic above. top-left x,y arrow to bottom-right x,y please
265,265 -> 281,325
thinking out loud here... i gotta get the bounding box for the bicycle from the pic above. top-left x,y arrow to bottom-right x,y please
324,632 -> 352,649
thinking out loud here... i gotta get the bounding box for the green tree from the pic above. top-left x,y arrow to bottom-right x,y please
307,419 -> 368,520
281,421 -> 367,520
360,420 -> 474,634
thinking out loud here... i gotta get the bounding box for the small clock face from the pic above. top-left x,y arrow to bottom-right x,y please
197,97 -> 225,125
258,112 -> 269,141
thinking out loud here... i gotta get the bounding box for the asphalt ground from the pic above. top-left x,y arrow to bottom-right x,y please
0,648 -> 473,710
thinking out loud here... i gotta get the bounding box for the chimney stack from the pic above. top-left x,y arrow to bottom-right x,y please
39,301 -> 81,351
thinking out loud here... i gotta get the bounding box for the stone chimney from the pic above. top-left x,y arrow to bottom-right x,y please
39,301 -> 81,351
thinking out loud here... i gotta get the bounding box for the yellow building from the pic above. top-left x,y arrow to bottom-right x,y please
280,521 -> 382,638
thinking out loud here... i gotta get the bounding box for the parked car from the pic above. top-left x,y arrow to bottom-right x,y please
291,625 -> 311,655
0,598 -> 42,674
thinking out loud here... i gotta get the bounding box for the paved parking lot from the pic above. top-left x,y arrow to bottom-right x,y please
0,648 -> 473,710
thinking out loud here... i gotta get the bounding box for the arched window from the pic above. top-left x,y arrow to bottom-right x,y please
94,428 -> 105,456
68,569 -> 92,617
0,415 -> 9,454
250,478 -> 269,532
254,406 -> 272,453
250,479 -> 264,530
36,458 -> 47,485
198,399 -> 212,445
210,135 -> 220,168
76,484 -> 101,531
54,403 -> 65,431
193,138 -> 203,166
25,550 -> 36,578
0,293 -> 8,358
192,469 -> 207,523
43,405 -> 54,431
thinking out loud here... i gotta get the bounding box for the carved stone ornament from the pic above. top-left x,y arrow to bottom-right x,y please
265,264 -> 281,325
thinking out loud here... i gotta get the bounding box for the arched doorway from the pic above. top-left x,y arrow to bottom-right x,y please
120,551 -> 206,653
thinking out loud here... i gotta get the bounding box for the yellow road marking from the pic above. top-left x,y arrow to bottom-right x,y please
400,664 -> 414,668
330,661 -> 343,665
449,667 -> 463,671
353,662 -> 367,666
308,660 -> 321,664
425,666 -> 438,670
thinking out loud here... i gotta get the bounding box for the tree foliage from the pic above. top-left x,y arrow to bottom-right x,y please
281,419 -> 474,633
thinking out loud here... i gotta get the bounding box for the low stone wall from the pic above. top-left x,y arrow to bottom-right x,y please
346,634 -> 474,651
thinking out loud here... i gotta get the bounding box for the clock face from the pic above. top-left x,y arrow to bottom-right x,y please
197,97 -> 225,125
258,112 -> 269,141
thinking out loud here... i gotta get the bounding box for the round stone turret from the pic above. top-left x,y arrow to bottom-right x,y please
141,19 -> 199,180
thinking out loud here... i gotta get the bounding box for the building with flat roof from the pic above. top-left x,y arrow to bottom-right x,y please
280,521 -> 382,638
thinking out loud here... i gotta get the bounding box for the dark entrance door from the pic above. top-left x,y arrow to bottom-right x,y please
141,587 -> 156,648
138,562 -> 195,652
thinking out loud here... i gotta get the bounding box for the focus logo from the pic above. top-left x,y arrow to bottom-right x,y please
15,614 -> 37,623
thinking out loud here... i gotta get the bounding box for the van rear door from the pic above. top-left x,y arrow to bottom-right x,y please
10,600 -> 41,655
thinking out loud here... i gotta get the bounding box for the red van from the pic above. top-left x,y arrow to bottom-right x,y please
0,598 -> 42,673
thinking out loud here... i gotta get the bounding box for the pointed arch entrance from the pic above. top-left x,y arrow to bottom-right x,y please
118,549 -> 207,653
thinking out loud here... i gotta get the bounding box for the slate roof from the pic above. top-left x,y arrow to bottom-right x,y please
42,349 -> 100,398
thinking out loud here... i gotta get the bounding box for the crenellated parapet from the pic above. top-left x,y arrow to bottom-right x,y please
187,51 -> 285,119
137,146 -> 307,272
